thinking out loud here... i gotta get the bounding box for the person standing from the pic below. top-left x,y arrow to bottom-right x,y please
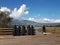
42,25 -> 46,34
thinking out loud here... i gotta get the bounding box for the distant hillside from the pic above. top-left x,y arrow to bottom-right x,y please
11,19 -> 60,27
11,19 -> 40,26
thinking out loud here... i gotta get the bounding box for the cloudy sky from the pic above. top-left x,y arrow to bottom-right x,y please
0,0 -> 60,23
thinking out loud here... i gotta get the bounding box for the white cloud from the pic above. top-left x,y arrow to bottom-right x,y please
40,18 -> 60,23
40,18 -> 51,23
24,11 -> 29,15
0,4 -> 29,20
10,4 -> 29,19
43,18 -> 50,21
28,17 -> 40,22
53,19 -> 60,23
28,17 -> 35,21
0,7 -> 10,15
0,7 -> 10,12
28,17 -> 60,23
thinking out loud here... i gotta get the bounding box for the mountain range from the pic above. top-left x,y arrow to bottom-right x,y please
11,19 -> 60,27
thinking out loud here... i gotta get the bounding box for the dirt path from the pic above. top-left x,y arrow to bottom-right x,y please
0,34 -> 60,45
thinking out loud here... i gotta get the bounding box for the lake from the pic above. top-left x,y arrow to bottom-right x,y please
35,27 -> 41,30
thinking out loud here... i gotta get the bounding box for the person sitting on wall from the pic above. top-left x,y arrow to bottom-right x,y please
21,25 -> 26,35
31,25 -> 35,35
17,26 -> 21,35
27,25 -> 31,35
13,25 -> 17,36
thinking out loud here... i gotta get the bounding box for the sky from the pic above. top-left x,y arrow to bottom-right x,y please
0,0 -> 60,23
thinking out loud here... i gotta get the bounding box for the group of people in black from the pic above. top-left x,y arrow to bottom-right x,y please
13,25 -> 46,36
13,25 -> 35,36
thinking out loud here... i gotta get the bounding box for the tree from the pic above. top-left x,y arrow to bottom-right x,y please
0,11 -> 12,28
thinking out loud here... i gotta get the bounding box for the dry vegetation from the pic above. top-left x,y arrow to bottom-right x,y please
38,27 -> 60,36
